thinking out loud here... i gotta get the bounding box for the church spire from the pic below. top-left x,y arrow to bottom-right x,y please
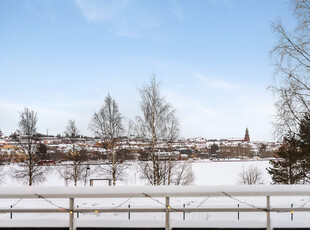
244,128 -> 250,142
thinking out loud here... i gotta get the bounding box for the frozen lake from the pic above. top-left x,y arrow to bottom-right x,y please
0,159 -> 272,186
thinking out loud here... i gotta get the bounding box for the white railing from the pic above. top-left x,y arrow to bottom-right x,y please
1,185 -> 310,230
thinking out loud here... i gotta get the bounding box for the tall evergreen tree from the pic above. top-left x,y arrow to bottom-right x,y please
268,112 -> 310,184
298,113 -> 310,182
267,136 -> 305,184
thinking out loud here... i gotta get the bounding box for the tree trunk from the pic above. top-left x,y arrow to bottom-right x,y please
152,112 -> 157,185
112,150 -> 116,186
74,162 -> 77,186
29,161 -> 33,186
168,144 -> 172,185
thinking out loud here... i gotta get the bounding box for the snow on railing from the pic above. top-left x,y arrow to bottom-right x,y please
0,185 -> 310,230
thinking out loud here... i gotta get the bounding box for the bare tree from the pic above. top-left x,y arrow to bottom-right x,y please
270,0 -> 310,138
166,113 -> 180,185
135,76 -> 194,185
89,94 -> 124,186
64,120 -> 79,139
59,147 -> 89,186
0,154 -> 5,184
96,150 -> 127,185
60,120 -> 88,186
171,162 -> 195,185
139,160 -> 167,185
13,108 -> 47,186
139,114 -> 181,186
139,160 -> 195,185
237,165 -> 264,185
136,75 -> 175,185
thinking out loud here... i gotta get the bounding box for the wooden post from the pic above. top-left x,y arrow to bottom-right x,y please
69,198 -> 74,230
165,197 -> 170,230
266,196 -> 270,230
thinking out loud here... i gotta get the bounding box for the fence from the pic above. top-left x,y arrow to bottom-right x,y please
1,185 -> 310,230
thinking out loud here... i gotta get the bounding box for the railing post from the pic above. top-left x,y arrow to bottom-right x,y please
165,197 -> 170,230
69,198 -> 74,230
266,196 -> 270,230
237,204 -> 240,220
291,203 -> 293,221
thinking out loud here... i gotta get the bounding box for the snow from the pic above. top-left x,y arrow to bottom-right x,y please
1,160 -> 310,228
2,185 -> 310,198
192,160 -> 271,185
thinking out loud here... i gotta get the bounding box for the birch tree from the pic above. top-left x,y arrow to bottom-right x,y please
136,75 -> 180,185
166,113 -> 180,185
270,0 -> 310,137
60,147 -> 89,186
89,94 -> 124,186
59,120 -> 88,186
0,154 -> 5,184
13,108 -> 47,186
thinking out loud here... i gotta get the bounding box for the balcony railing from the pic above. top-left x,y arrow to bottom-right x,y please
1,185 -> 310,230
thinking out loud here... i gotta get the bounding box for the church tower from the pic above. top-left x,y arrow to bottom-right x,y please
244,128 -> 250,142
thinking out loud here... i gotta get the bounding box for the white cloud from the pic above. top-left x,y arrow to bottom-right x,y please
75,0 -> 129,22
114,31 -> 137,38
0,100 -> 95,136
75,0 -> 184,38
59,100 -> 102,108
194,73 -> 238,91
171,0 -> 184,21
161,73 -> 275,141
0,102 -> 21,111
162,88 -> 225,138
208,0 -> 233,9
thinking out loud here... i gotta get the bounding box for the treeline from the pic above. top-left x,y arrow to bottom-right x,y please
0,75 -> 194,186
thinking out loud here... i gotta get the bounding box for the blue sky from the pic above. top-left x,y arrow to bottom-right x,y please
0,0 -> 294,140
